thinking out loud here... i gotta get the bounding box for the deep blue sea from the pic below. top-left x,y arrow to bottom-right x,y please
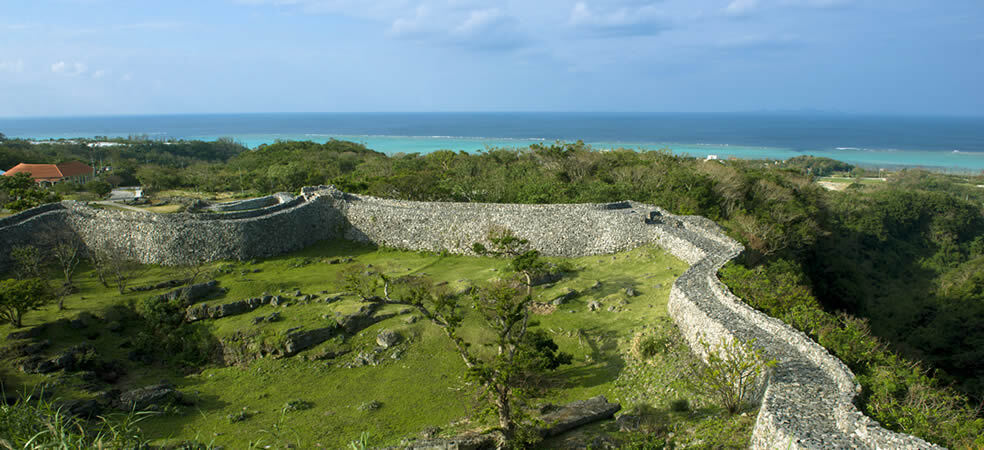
2,113 -> 983,171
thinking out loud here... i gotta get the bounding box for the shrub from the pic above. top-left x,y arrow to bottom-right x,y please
689,336 -> 774,414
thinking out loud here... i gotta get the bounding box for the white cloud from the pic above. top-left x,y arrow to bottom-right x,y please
385,4 -> 529,51
0,60 -> 25,73
725,0 -> 759,16
92,69 -> 108,79
453,8 -> 502,36
569,2 -> 670,37
121,73 -> 133,81
726,0 -> 852,15
387,5 -> 432,38
51,61 -> 89,76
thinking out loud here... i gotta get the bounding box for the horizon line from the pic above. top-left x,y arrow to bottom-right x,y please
2,110 -> 984,121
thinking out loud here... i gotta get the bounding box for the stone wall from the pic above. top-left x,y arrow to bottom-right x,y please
0,186 -> 941,448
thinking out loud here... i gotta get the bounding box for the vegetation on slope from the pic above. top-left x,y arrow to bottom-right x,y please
1,240 -> 757,448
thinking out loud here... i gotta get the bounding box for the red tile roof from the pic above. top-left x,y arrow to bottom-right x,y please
3,162 -> 93,181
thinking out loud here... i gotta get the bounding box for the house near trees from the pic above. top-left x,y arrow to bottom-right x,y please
2,161 -> 94,187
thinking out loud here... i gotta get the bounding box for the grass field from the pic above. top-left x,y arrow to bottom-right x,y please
1,240 -> 753,448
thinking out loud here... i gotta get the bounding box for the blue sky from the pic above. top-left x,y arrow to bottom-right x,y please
0,0 -> 981,117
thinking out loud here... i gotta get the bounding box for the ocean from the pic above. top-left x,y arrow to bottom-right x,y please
1,112 -> 983,171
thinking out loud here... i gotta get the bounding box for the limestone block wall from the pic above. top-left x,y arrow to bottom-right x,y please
0,186 -> 942,448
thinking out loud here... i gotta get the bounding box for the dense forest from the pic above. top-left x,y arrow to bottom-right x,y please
3,137 -> 983,446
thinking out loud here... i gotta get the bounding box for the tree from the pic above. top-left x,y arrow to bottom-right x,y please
472,227 -> 549,295
40,228 -> 85,310
344,231 -> 572,448
0,172 -> 59,211
0,278 -> 52,327
90,242 -> 146,294
10,245 -> 44,280
84,179 -> 112,197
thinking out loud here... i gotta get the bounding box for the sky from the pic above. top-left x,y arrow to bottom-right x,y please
0,0 -> 981,117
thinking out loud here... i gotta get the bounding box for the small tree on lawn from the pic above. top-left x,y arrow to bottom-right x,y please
0,278 -> 52,327
90,242 -> 147,294
472,226 -> 549,296
344,232 -> 572,448
10,245 -> 44,280
40,227 -> 85,309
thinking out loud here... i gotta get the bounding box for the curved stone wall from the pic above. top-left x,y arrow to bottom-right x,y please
0,186 -> 940,448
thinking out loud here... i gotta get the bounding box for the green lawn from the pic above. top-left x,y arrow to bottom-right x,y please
1,240 -> 752,448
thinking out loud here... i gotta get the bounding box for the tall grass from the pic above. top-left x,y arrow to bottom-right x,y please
0,393 -> 152,449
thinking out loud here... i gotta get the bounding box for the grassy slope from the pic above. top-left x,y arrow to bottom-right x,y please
2,240 -> 698,448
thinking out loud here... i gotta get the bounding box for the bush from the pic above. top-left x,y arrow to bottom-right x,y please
52,182 -> 80,195
132,296 -> 217,368
84,179 -> 112,196
689,336 -> 774,414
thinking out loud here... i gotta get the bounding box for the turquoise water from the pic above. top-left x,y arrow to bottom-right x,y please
3,113 -> 983,171
184,133 -> 984,172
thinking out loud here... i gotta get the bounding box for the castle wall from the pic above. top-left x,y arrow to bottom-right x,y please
0,186 -> 940,449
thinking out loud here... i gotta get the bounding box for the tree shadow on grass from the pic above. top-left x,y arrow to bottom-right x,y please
553,328 -> 624,389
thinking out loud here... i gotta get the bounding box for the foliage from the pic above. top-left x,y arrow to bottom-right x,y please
344,250 -> 573,446
84,179 -> 112,196
0,172 -> 60,211
89,242 -> 148,294
0,278 -> 52,327
133,294 -> 218,368
783,155 -> 854,176
9,246 -> 44,280
721,259 -> 984,448
688,336 -> 774,414
0,394 -> 152,449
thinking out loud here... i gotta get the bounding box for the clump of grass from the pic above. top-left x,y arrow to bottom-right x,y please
669,398 -> 690,413
357,400 -> 382,412
0,393 -> 153,449
228,408 -> 253,423
283,400 -> 313,413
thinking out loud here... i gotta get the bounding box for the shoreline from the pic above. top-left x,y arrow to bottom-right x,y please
8,133 -> 984,173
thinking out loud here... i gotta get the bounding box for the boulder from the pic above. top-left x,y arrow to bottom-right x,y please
118,383 -> 186,411
539,395 -> 621,438
376,330 -> 402,348
551,288 -> 579,306
21,343 -> 95,374
397,432 -> 497,450
624,287 -> 637,297
587,300 -> 601,312
1,339 -> 50,359
283,327 -> 338,356
186,296 -> 272,322
154,280 -> 219,306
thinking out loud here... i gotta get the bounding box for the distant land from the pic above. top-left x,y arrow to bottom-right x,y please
2,112 -> 983,171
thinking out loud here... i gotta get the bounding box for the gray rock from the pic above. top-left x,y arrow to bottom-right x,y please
153,280 -> 219,306
283,327 -> 338,356
624,287 -> 637,297
401,432 -> 496,450
376,329 -> 402,348
118,383 -> 186,411
587,300 -> 601,312
551,288 -> 579,306
539,395 -> 621,438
